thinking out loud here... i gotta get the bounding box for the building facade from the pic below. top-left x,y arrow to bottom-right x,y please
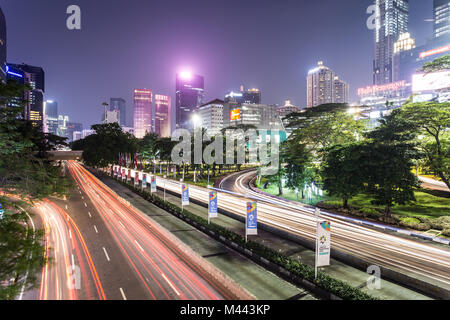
110,98 -> 126,126
0,6 -> 6,83
307,61 -> 349,108
133,89 -> 152,139
225,86 -> 261,105
176,72 -> 204,130
66,122 -> 83,142
196,99 -> 224,135
223,103 -> 282,130
434,0 -> 450,40
44,100 -> 58,135
7,63 -> 45,127
373,0 -> 409,85
154,94 -> 171,138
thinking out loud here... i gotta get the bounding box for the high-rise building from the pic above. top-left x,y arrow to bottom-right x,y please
44,100 -> 59,135
57,115 -> 69,136
66,122 -> 83,142
306,61 -> 349,108
434,0 -> 450,39
224,86 -> 261,104
0,7 -> 6,83
196,99 -> 224,135
5,64 -> 27,118
154,94 -> 171,138
7,63 -> 45,127
110,98 -> 126,126
133,89 -> 152,139
176,72 -> 204,130
373,0 -> 409,85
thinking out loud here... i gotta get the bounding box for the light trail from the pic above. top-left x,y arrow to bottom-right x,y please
111,166 -> 450,290
68,161 -> 240,300
34,200 -> 106,300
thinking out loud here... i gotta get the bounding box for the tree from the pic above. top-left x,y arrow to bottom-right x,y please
322,143 -> 365,208
0,80 -> 66,299
421,54 -> 450,73
363,113 -> 420,216
398,102 -> 450,188
72,122 -> 138,168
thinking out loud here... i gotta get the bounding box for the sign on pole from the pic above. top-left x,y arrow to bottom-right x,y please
142,174 -> 147,189
246,201 -> 258,241
134,171 -> 139,186
315,207 -> 331,278
150,176 -> 157,193
208,191 -> 218,223
0,203 -> 4,220
181,183 -> 189,207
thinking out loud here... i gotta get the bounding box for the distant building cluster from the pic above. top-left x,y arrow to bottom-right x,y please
356,0 -> 450,119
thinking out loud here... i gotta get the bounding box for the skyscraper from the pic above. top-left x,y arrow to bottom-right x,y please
373,0 -> 409,85
306,61 -> 349,108
110,98 -> 126,126
7,63 -> 45,127
434,0 -> 450,39
154,94 -> 171,138
66,122 -> 83,142
0,6 -> 6,83
176,72 -> 204,130
44,100 -> 58,135
133,89 -> 152,139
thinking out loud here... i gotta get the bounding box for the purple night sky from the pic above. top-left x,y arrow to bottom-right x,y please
0,0 -> 433,129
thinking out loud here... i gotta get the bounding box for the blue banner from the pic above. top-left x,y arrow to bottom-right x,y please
208,191 -> 218,218
181,184 -> 189,206
246,201 -> 258,235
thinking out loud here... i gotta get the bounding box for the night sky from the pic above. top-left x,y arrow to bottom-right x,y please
0,0 -> 433,129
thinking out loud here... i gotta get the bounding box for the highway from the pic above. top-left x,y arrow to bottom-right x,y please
67,161 -> 246,300
112,166 -> 450,295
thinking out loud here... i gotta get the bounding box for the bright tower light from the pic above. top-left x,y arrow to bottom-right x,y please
179,71 -> 192,80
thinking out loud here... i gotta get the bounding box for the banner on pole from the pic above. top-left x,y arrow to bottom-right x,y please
246,202 -> 258,236
181,184 -> 189,206
142,174 -> 147,188
316,221 -> 331,267
151,176 -> 157,193
127,169 -> 131,182
134,172 -> 139,186
208,191 -> 218,218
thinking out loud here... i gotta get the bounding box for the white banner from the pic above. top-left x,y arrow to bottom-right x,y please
316,221 -> 331,267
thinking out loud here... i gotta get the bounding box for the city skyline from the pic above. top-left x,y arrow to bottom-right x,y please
0,0 -> 434,129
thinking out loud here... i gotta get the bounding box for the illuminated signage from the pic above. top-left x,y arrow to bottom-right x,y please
155,94 -> 169,101
419,45 -> 450,59
357,81 -> 406,96
230,109 -> 241,121
412,71 -> 450,92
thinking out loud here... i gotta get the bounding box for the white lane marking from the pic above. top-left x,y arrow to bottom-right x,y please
71,254 -> 75,266
82,196 -> 84,200
69,230 -> 72,240
135,240 -> 145,252
103,247 -> 110,262
84,203 -> 87,207
161,273 -> 180,296
65,205 -> 68,210
88,212 -> 92,218
119,288 -> 127,300
119,221 -> 125,228
94,225 -> 98,234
